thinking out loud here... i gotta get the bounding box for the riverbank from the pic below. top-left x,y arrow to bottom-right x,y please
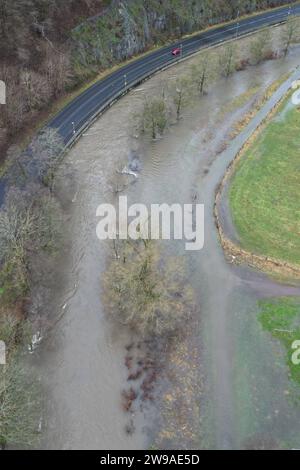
215,77 -> 300,283
229,91 -> 300,271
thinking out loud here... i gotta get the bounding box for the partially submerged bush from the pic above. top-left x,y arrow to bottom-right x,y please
219,43 -> 238,77
250,30 -> 271,64
138,98 -> 168,139
104,240 -> 194,337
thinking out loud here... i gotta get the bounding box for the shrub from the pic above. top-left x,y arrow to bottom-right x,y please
104,240 -> 194,337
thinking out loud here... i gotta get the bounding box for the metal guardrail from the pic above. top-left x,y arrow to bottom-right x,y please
0,5 -> 298,206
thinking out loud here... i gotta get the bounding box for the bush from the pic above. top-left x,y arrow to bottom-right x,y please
104,240 -> 194,337
250,30 -> 271,64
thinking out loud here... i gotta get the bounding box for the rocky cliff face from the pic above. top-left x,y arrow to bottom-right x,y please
71,0 -> 292,77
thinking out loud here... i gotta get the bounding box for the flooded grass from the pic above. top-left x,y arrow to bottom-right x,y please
259,297 -> 300,385
219,85 -> 260,118
225,291 -> 300,449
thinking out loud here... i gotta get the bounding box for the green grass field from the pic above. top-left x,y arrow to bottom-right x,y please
229,98 -> 300,266
259,297 -> 300,385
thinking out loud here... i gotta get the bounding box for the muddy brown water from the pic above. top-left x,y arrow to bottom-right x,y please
37,47 -> 300,449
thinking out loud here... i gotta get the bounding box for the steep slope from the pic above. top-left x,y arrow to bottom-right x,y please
0,0 -> 293,162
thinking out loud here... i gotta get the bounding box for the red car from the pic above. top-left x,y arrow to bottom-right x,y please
172,47 -> 181,56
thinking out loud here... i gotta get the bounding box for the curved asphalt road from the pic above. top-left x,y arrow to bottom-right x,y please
49,4 -> 300,147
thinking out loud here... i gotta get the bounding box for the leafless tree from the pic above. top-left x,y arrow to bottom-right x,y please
21,69 -> 51,112
170,76 -> 193,120
0,312 -> 40,449
0,184 -> 62,303
250,30 -> 271,64
138,97 -> 168,139
219,43 -> 237,77
191,52 -> 215,95
29,127 -> 64,189
44,45 -> 71,98
282,16 -> 299,56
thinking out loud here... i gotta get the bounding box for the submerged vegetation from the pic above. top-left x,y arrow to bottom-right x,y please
259,298 -> 300,385
104,239 -> 194,337
109,17 -> 300,447
104,236 -> 198,447
1,1 -> 298,167
135,19 -> 300,140
0,0 -> 299,451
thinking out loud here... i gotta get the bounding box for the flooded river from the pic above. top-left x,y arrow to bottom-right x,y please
38,45 -> 300,449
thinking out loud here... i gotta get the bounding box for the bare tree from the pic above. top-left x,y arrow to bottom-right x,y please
219,43 -> 237,77
0,66 -> 25,134
139,97 -> 168,139
250,30 -> 271,64
0,313 -> 40,449
44,45 -> 71,98
29,128 -> 64,189
0,185 -> 62,304
0,191 -> 36,302
282,16 -> 299,56
170,76 -> 193,120
191,52 -> 215,95
21,69 -> 51,112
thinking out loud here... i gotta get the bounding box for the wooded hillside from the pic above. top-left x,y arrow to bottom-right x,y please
0,0 -> 293,161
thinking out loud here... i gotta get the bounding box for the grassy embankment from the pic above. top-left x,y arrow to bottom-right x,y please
229,95 -> 300,266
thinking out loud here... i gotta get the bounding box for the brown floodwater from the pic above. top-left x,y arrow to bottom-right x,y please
36,43 -> 300,449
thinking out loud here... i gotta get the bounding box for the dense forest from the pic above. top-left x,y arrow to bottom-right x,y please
0,0 -> 293,160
